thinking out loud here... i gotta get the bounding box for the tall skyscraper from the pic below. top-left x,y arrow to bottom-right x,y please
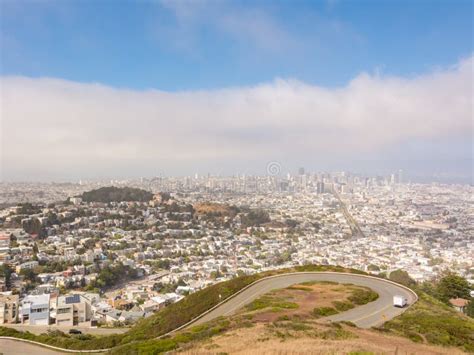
317,182 -> 325,194
390,174 -> 396,185
398,170 -> 403,184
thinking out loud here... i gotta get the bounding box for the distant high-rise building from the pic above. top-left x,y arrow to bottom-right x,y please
298,167 -> 305,175
390,174 -> 396,184
398,169 -> 403,184
301,175 -> 307,190
317,182 -> 325,194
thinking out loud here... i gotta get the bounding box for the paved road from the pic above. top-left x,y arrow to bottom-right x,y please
0,339 -> 64,355
191,273 -> 416,329
0,324 -> 129,335
332,189 -> 365,238
0,272 -> 416,353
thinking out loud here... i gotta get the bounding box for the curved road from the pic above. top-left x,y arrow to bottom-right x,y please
190,272 -> 416,329
0,272 -> 416,354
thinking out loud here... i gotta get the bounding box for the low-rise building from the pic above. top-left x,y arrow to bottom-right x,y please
55,294 -> 92,326
0,294 -> 19,324
449,298 -> 469,313
20,294 -> 50,325
16,261 -> 39,273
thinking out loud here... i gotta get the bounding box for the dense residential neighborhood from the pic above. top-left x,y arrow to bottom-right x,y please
0,173 -> 473,329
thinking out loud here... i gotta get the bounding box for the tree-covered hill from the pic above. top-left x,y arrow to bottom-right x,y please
80,186 -> 153,203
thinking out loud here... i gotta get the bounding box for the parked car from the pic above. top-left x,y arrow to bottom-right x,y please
69,329 -> 82,335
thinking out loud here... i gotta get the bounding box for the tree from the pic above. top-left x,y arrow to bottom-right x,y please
210,271 -> 221,280
157,259 -> 170,270
436,272 -> 471,303
285,219 -> 299,228
466,300 -> 474,318
367,264 -> 380,272
419,280 -> 440,300
20,268 -> 37,283
389,269 -> 416,288
0,264 -> 13,289
241,209 -> 270,227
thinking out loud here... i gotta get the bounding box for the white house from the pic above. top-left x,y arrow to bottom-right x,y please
20,294 -> 50,325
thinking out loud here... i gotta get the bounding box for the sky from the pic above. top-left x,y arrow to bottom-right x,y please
0,0 -> 473,182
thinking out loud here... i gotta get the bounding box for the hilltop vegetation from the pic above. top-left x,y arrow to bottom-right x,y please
112,281 -> 463,355
0,265 -> 362,351
380,291 -> 474,352
240,208 -> 271,227
123,265 -> 361,342
193,203 -> 271,228
2,265 -> 472,354
80,186 -> 153,203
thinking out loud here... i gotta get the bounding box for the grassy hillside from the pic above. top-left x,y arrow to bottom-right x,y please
379,291 -> 474,352
110,280 -> 377,354
0,265 -> 363,350
2,266 -> 471,354
110,282 -> 466,355
124,265 -> 363,342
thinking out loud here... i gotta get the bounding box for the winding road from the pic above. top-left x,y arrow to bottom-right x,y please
189,272 -> 417,329
0,272 -> 417,354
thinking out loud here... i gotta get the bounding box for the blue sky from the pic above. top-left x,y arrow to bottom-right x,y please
1,0 -> 472,90
1,0 -> 473,182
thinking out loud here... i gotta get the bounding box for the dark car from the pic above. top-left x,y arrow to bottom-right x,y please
69,329 -> 82,335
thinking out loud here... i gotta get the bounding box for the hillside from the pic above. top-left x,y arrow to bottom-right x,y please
1,265 -> 472,354
112,281 -> 471,354
80,186 -> 153,203
0,265 -> 362,351
177,322 -> 466,354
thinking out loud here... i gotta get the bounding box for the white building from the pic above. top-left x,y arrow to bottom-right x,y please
20,294 -> 50,325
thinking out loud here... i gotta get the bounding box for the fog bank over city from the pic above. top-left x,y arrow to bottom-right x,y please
1,56 -> 472,182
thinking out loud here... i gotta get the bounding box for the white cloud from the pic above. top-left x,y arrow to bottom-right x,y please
154,0 -> 298,52
1,56 -> 472,180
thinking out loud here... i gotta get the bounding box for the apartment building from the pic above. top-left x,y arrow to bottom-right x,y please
20,294 -> 50,325
55,294 -> 92,326
16,261 -> 39,273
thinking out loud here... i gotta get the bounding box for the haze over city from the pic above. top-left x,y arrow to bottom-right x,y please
0,1 -> 473,355
1,0 -> 473,183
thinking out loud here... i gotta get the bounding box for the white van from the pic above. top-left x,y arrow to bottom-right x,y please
393,295 -> 408,307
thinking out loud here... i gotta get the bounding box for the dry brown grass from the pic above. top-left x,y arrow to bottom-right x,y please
243,282 -> 361,323
176,282 -> 465,355
193,203 -> 236,215
178,322 -> 464,354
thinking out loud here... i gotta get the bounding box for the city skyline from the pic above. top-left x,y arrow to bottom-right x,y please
0,2 -> 473,353
1,1 -> 473,182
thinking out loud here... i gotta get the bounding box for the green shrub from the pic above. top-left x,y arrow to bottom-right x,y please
339,321 -> 356,327
312,307 -> 339,318
333,301 -> 355,312
246,295 -> 298,312
348,288 -> 379,305
287,285 -> 313,291
382,292 -> 474,352
318,328 -> 355,340
274,321 -> 312,331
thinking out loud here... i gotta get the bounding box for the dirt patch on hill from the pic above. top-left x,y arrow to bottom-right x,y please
193,203 -> 238,216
